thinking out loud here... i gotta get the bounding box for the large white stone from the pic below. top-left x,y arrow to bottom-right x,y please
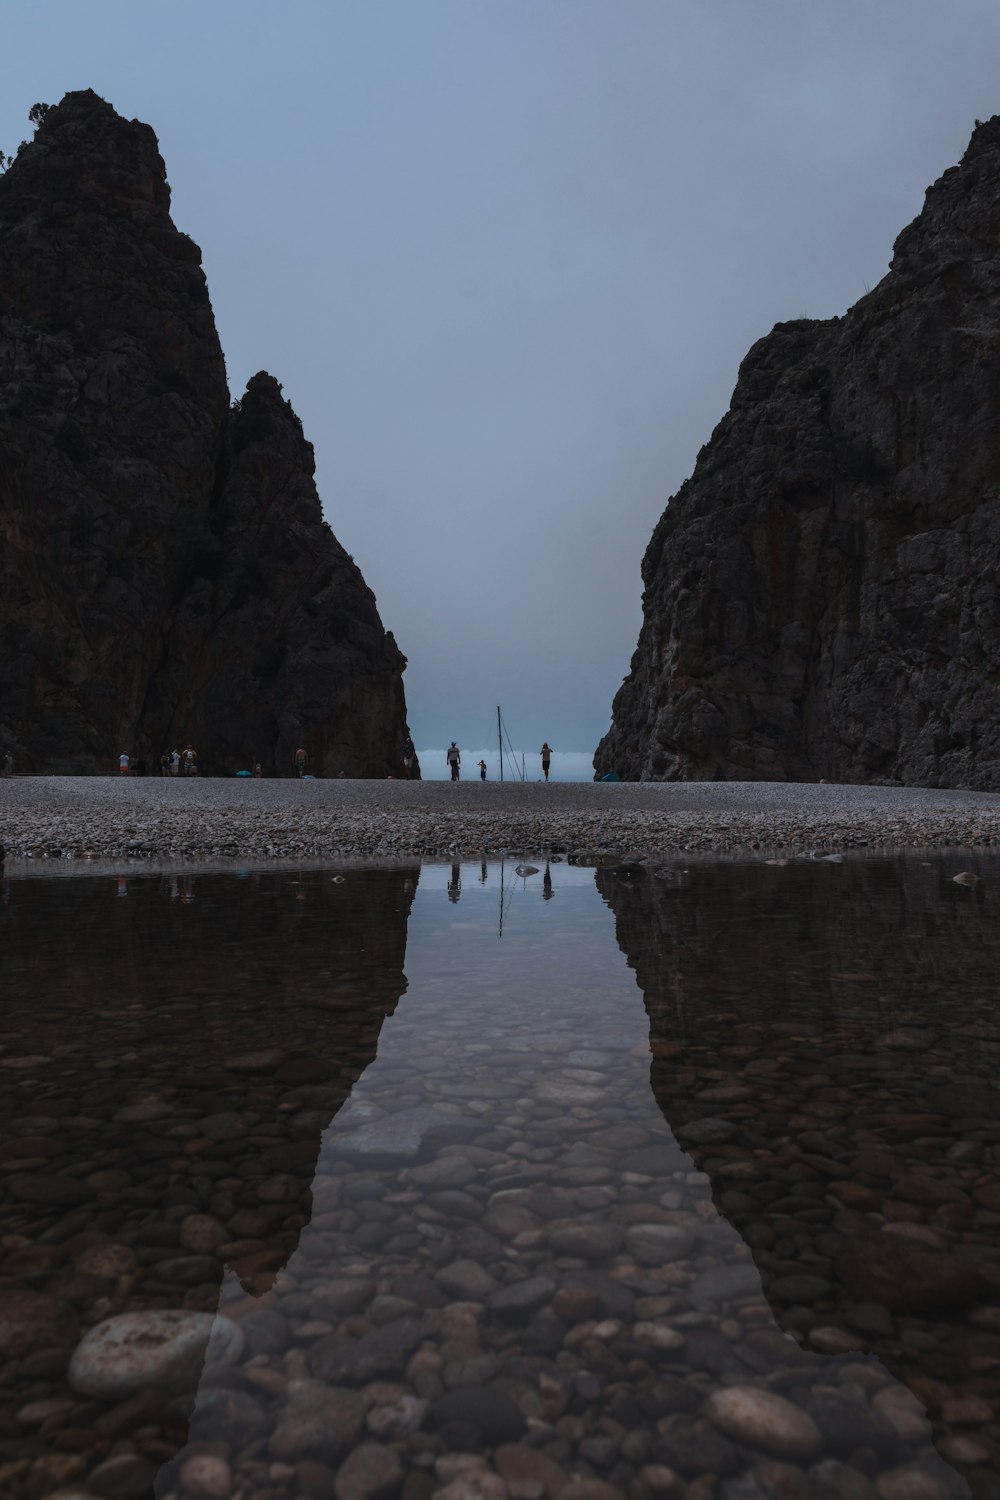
68,1310 -> 243,1400
705,1385 -> 823,1460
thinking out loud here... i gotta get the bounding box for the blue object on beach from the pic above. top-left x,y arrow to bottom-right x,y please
599,772 -> 620,782
235,769 -> 251,777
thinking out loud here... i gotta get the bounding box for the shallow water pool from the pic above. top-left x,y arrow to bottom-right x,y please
0,855 -> 997,1499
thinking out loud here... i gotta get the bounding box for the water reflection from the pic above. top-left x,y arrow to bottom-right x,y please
600,855 -> 1000,1496
0,857 -> 991,1500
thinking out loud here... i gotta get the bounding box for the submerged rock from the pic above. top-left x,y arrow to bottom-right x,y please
67,1310 -> 243,1399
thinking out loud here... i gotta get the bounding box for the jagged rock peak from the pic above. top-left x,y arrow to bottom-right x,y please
595,114 -> 1000,789
0,92 -> 416,778
5,89 -> 171,211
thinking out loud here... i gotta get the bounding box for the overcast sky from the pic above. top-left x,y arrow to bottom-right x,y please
5,2 -> 1000,762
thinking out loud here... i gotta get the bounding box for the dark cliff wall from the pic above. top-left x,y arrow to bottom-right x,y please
0,91 -> 416,776
596,117 -> 1000,788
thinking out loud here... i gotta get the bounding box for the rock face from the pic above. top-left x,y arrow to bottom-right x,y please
0,91 -> 415,776
596,117 -> 1000,788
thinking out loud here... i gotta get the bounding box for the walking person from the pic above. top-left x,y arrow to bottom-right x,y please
446,742 -> 461,782
478,758 -> 487,782
294,746 -> 309,777
118,752 -> 130,777
540,742 -> 552,782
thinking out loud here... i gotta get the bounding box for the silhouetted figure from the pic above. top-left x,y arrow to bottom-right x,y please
478,759 -> 487,782
294,747 -> 309,777
447,743 -> 461,781
543,860 -> 553,900
253,760 -> 263,778
448,862 -> 461,903
480,859 -> 488,884
182,745 -> 198,776
540,742 -> 552,781
403,736 -> 415,777
160,753 -> 171,777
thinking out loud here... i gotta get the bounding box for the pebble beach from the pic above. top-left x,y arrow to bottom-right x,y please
1,776 -> 1000,865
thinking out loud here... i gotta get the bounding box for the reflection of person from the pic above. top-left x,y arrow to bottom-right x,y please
480,859 -> 488,884
478,759 -> 487,782
448,862 -> 461,903
543,860 -> 553,900
540,743 -> 552,781
446,743 -> 461,782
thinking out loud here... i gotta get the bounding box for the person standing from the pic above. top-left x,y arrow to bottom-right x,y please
170,748 -> 181,776
2,749 -> 12,778
478,758 -> 487,782
540,743 -> 552,782
159,752 -> 171,777
402,736 -> 415,778
119,752 -> 130,777
294,746 -> 309,777
182,745 -> 198,776
446,743 -> 461,782
252,760 -> 263,779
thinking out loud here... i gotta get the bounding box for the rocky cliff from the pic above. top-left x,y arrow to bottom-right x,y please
596,117 -> 1000,787
0,91 -> 416,776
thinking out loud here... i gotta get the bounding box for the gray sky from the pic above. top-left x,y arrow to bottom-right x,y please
5,2 -> 1000,758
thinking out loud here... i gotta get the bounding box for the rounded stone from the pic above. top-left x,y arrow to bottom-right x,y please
68,1310 -> 243,1399
625,1224 -> 694,1266
432,1384 -> 527,1449
179,1453 -> 233,1499
0,1290 -> 76,1358
180,1214 -> 229,1253
705,1385 -> 823,1461
74,1243 -> 138,1280
334,1441 -> 403,1500
547,1221 -> 625,1260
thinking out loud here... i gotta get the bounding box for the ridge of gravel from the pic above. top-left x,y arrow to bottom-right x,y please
1,776 -> 999,864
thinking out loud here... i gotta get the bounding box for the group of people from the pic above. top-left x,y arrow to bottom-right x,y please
446,742 -> 553,781
115,746 -> 316,778
119,747 -> 201,777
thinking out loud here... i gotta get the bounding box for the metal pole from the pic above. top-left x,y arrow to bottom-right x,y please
498,706 -> 503,782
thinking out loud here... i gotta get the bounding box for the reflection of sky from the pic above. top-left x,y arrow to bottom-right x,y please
3,4 -> 999,751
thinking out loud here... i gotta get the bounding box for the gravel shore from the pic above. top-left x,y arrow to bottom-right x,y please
2,775 -> 999,864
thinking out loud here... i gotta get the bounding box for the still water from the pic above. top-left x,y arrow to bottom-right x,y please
1,855 -> 998,1500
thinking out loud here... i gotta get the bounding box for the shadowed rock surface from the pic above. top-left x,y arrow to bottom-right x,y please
600,855 -> 1000,1493
0,91 -> 415,777
596,116 -> 1000,789
0,865 -> 418,1491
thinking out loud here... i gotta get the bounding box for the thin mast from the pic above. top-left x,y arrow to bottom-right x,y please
498,706 -> 503,782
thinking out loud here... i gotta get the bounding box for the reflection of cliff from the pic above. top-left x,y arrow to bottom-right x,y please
0,868 -> 417,1470
600,856 -> 1000,1487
